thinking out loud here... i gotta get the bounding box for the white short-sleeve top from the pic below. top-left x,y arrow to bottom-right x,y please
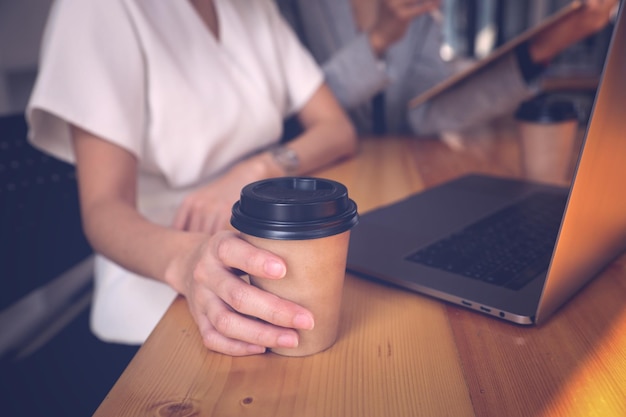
26,0 -> 323,344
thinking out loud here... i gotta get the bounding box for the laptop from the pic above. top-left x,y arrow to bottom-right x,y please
408,1 -> 585,108
347,2 -> 626,326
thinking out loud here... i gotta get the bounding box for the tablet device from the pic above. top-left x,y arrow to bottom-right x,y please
408,1 -> 585,108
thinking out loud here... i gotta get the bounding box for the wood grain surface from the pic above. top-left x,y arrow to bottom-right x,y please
94,119 -> 626,417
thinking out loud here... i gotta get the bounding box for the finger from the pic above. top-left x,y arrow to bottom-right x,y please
208,232 -> 315,329
188,208 -> 207,233
193,306 -> 267,355
203,296 -> 301,350
214,277 -> 315,330
214,210 -> 232,234
204,211 -> 223,235
190,206 -> 229,234
172,203 -> 191,230
214,231 -> 287,279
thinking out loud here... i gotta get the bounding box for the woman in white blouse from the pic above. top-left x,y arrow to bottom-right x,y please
27,0 -> 357,356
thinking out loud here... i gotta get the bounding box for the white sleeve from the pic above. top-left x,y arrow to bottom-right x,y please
261,0 -> 324,116
26,0 -> 146,163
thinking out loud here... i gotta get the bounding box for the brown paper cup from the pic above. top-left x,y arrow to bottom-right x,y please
231,177 -> 358,356
242,231 -> 350,356
517,119 -> 578,185
515,97 -> 579,186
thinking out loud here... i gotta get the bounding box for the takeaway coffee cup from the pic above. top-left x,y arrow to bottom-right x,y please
515,96 -> 579,185
231,177 -> 359,356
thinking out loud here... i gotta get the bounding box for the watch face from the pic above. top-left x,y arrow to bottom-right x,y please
271,146 -> 299,174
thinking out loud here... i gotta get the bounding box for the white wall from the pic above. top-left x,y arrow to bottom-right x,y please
0,0 -> 54,115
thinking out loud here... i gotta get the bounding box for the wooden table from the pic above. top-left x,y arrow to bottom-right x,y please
93,119 -> 626,417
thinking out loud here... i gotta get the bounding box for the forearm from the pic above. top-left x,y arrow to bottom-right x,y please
273,85 -> 357,175
529,1 -> 616,64
71,125 -> 202,295
409,53 -> 537,136
322,34 -> 390,108
281,118 -> 357,175
81,196 -> 203,295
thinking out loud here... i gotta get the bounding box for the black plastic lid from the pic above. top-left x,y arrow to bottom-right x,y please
515,97 -> 578,123
231,177 -> 359,240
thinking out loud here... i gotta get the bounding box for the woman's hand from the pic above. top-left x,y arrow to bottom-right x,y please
172,154 -> 277,234
172,172 -> 243,234
369,0 -> 441,56
529,0 -> 619,64
170,230 -> 315,356
72,123 -> 316,357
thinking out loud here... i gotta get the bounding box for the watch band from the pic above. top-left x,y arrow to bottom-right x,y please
270,145 -> 300,175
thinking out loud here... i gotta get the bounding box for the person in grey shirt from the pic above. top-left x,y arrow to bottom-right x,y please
276,0 -> 618,136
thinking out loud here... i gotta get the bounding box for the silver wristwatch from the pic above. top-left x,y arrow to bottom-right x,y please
270,145 -> 300,175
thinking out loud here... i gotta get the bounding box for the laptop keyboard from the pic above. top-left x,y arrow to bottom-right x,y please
406,192 -> 568,290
